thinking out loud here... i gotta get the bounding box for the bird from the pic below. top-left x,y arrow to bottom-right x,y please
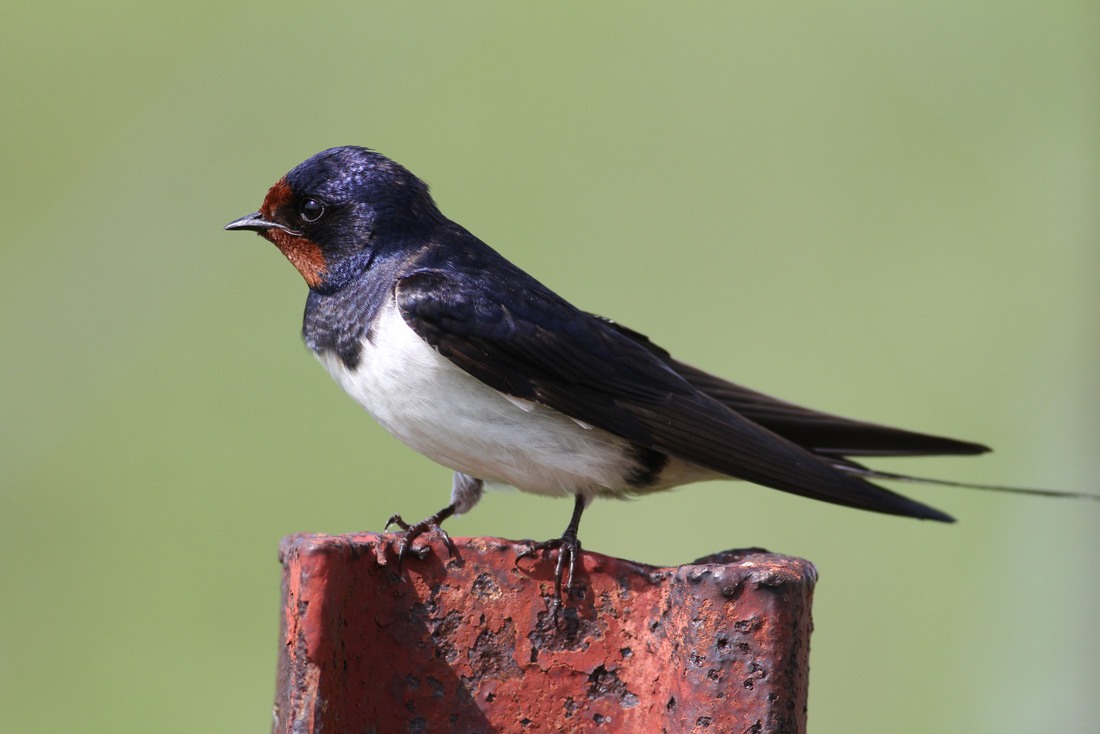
226,146 -> 1093,598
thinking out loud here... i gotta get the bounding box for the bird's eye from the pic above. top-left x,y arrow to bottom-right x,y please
299,199 -> 326,223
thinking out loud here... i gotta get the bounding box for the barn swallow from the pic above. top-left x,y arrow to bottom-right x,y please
226,146 -> 1093,598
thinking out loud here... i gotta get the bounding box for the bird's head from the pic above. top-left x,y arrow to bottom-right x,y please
225,146 -> 442,292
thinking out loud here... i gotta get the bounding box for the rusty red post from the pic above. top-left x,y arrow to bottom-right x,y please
273,533 -> 816,734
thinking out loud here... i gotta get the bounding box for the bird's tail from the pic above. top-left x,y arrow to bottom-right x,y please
833,462 -> 1100,502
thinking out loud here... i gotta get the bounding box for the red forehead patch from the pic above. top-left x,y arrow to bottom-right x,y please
261,176 -> 294,219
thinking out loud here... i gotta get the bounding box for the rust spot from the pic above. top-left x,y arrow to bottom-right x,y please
472,573 -> 502,600
429,611 -> 463,664
734,616 -> 761,633
586,664 -> 639,709
462,620 -> 523,685
528,604 -> 600,655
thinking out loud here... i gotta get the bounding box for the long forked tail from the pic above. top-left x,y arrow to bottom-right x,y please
834,463 -> 1100,502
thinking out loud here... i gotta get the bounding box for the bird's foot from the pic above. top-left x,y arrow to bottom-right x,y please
518,530 -> 583,601
384,504 -> 457,573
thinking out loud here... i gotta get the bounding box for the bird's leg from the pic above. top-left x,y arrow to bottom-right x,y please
519,493 -> 587,600
384,504 -> 456,572
384,473 -> 483,573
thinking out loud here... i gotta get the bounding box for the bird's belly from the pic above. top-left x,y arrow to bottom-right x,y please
313,306 -> 644,498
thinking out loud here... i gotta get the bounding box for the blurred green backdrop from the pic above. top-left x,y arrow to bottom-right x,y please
2,3 -> 1097,732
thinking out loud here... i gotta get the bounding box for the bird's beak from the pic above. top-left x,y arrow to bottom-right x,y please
224,212 -> 302,236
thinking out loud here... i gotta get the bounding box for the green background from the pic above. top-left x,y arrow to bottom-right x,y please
3,3 -> 1097,732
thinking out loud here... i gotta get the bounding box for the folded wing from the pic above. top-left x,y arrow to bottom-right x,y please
396,266 -> 956,522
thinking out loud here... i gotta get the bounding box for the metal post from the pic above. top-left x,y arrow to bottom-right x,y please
273,533 -> 816,733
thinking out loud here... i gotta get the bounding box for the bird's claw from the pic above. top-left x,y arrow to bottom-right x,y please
384,512 -> 456,573
518,532 -> 583,600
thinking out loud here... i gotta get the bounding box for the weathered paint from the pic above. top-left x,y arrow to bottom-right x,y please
273,533 -> 816,734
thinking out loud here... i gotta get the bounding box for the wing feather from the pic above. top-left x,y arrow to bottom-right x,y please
591,315 -> 989,457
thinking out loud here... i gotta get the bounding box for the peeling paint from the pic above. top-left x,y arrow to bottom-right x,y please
273,533 -> 815,733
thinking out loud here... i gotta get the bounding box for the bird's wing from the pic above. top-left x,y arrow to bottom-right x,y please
589,316 -> 989,457
395,268 -> 953,521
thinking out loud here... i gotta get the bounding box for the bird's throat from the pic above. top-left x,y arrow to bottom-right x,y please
263,229 -> 327,288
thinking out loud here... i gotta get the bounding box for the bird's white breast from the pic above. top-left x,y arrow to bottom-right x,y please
314,303 -> 643,498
